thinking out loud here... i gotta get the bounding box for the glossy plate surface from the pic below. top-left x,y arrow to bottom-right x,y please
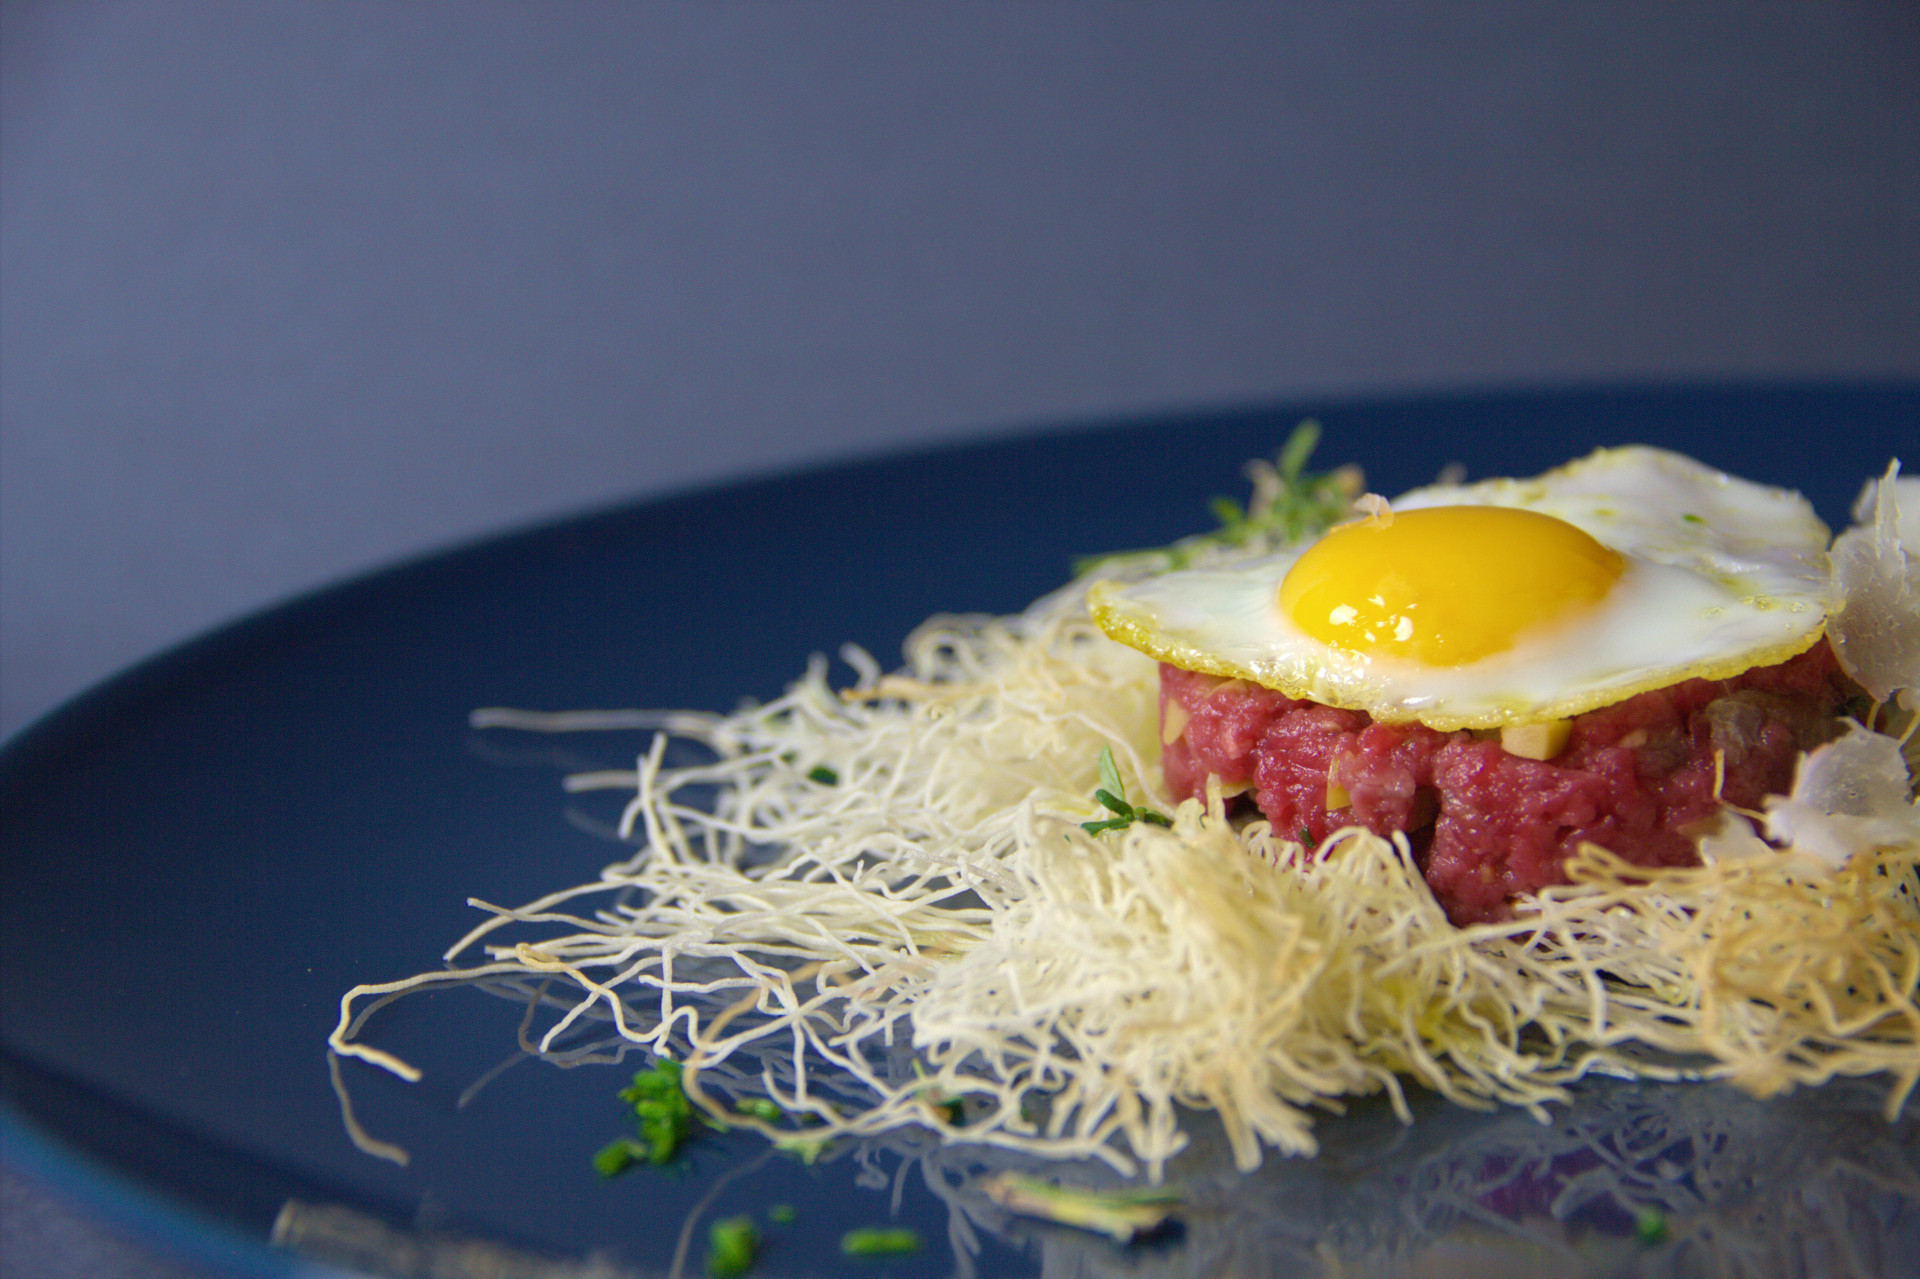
4,384 -> 1918,1278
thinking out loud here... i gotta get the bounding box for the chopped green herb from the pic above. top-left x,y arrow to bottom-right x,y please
806,766 -> 839,785
841,1226 -> 921,1256
595,1058 -> 694,1172
1080,746 -> 1173,837
734,1097 -> 786,1123
1297,826 -> 1314,846
706,1215 -> 760,1277
1635,1208 -> 1670,1245
592,1136 -> 652,1177
768,1204 -> 796,1225
1074,421 -> 1360,576
1682,513 -> 1705,524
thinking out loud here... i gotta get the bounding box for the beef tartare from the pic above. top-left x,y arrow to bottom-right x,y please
1159,642 -> 1855,923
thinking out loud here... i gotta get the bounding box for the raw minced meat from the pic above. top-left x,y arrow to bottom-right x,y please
1159,643 -> 1856,923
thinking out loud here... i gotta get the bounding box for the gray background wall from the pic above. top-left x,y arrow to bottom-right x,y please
4,0 -> 1918,745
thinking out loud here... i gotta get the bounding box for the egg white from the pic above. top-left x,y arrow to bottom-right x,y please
1087,446 -> 1833,731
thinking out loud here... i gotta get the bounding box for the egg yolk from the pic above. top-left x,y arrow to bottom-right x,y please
1278,506 -> 1626,666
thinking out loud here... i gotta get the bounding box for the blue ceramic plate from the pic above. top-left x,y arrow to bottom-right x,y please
5,384 -> 1918,1278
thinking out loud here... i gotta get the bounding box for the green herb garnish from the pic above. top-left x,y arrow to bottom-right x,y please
591,1136 -> 652,1177
595,1058 -> 694,1174
706,1215 -> 760,1277
1074,420 -> 1360,577
1080,746 -> 1173,837
841,1226 -> 921,1256
806,766 -> 839,785
1635,1208 -> 1670,1245
734,1097 -> 786,1123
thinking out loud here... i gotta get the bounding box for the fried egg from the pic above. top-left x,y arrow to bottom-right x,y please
1087,446 -> 1832,731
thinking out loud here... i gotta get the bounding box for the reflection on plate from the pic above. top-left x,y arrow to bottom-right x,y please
292,1054 -> 1920,1278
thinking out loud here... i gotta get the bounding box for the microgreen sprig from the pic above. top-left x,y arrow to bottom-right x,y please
1074,420 -> 1362,577
1080,747 -> 1172,837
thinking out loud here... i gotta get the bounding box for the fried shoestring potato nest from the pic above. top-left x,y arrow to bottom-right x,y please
331,458 -> 1919,1179
331,615 -> 1916,1179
